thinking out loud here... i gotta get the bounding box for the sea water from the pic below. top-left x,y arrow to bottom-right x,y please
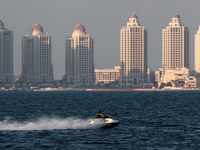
0,91 -> 200,149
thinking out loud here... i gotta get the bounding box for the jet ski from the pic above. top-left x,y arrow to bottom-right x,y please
89,116 -> 120,129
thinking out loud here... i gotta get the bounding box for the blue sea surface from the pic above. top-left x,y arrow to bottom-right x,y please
0,91 -> 200,149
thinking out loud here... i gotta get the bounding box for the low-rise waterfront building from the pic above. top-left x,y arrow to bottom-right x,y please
195,74 -> 200,88
155,68 -> 163,88
95,66 -> 120,84
160,68 -> 196,88
190,71 -> 200,88
147,68 -> 155,83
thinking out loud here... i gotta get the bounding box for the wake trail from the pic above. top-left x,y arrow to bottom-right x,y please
0,117 -> 96,131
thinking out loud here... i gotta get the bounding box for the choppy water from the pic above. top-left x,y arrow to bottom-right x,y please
0,91 -> 200,149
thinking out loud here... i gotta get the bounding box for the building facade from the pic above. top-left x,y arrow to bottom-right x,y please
0,20 -> 13,88
21,24 -> 54,87
195,25 -> 200,73
120,13 -> 148,88
147,68 -> 155,83
162,68 -> 196,88
64,24 -> 94,88
162,13 -> 189,76
95,66 -> 120,84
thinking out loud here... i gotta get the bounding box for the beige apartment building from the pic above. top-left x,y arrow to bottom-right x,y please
195,26 -> 200,73
120,13 -> 148,88
64,24 -> 94,88
162,13 -> 189,76
21,24 -> 54,87
95,66 -> 120,84
0,20 -> 13,88
161,68 -> 196,88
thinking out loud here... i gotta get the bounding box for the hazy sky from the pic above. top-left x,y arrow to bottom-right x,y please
1,0 -> 200,79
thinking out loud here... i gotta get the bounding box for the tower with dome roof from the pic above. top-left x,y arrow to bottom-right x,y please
162,13 -> 189,76
21,24 -> 54,87
120,13 -> 148,88
64,24 -> 94,88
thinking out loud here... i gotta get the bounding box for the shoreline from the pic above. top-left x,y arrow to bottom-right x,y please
2,88 -> 200,92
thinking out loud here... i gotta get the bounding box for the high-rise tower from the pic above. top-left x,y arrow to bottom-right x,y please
21,24 -> 54,87
120,14 -> 147,88
64,24 -> 94,88
195,26 -> 200,73
162,14 -> 189,75
0,20 -> 13,88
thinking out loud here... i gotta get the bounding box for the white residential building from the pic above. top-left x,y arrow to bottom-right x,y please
120,13 -> 148,88
155,68 -> 163,83
64,24 -> 94,88
162,13 -> 189,76
95,66 -> 120,84
195,25 -> 200,73
21,24 -> 54,87
0,20 -> 13,88
162,68 -> 196,88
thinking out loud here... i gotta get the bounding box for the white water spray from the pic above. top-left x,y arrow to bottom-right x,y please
0,117 -> 96,131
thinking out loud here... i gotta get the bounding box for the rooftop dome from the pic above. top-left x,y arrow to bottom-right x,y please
0,20 -> 4,28
172,13 -> 180,18
130,13 -> 138,18
32,24 -> 44,35
73,24 -> 86,34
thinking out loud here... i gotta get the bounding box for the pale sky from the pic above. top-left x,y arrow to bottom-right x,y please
1,0 -> 200,79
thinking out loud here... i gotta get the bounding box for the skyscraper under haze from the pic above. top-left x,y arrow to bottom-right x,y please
162,14 -> 189,76
64,24 -> 94,88
21,24 -> 54,87
195,26 -> 200,73
0,20 -> 13,88
120,14 -> 147,88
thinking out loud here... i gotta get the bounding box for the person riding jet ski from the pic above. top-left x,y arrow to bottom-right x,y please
89,110 -> 120,129
96,110 -> 105,123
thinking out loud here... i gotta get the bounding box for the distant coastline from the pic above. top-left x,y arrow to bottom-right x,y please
2,87 -> 200,92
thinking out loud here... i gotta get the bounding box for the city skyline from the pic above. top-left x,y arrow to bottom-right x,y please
1,0 -> 200,79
